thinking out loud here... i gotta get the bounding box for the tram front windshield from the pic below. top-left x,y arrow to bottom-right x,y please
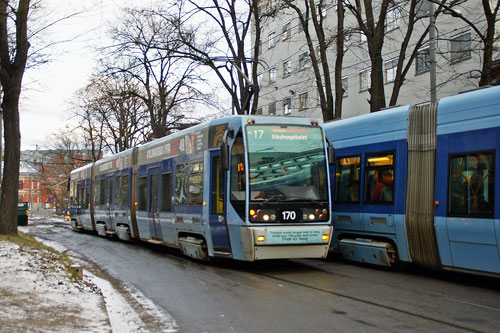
246,125 -> 328,202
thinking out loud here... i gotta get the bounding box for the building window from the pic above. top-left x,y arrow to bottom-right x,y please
416,0 -> 431,18
269,67 -> 276,83
268,31 -> 276,49
448,152 -> 494,217
269,101 -> 276,115
282,21 -> 291,40
386,7 -> 401,32
283,96 -> 292,115
342,76 -> 349,97
299,91 -> 308,110
315,1 -> 327,18
257,73 -> 263,87
283,59 -> 292,77
359,68 -> 371,92
255,107 -> 263,115
299,51 -> 310,70
416,47 -> 430,74
19,181 -> 23,189
385,58 -> 398,83
360,30 -> 367,43
450,32 -> 472,63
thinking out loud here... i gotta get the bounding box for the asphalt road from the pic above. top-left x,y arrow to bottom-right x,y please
24,217 -> 500,333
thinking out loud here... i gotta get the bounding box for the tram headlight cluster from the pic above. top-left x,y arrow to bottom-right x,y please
302,208 -> 329,221
249,209 -> 277,222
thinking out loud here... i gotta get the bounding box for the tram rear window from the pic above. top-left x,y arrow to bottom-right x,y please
448,152 -> 494,217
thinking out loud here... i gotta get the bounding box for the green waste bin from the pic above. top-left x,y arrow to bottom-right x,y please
17,202 -> 28,226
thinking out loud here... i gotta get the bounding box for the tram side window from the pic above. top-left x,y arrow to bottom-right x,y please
335,156 -> 361,203
138,176 -> 148,211
114,176 -> 122,205
161,173 -> 172,211
364,153 -> 394,204
230,134 -> 245,201
448,152 -> 494,217
95,179 -> 106,205
175,164 -> 188,205
211,156 -> 224,214
84,187 -> 89,207
121,175 -> 129,205
189,162 -> 204,206
230,132 -> 246,217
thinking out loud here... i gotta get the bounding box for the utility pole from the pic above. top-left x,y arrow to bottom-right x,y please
429,2 -> 437,103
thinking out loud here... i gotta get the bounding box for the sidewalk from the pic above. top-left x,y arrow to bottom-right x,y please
0,216 -> 178,332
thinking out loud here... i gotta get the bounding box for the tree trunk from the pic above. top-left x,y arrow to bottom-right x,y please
0,0 -> 31,235
0,82 -> 22,235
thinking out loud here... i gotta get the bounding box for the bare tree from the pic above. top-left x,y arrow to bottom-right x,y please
164,0 -> 263,115
72,74 -> 151,155
344,0 -> 393,112
0,0 -> 31,234
281,0 -> 344,120
103,7 -> 212,139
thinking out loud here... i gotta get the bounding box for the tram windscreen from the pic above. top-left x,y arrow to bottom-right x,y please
246,125 -> 328,202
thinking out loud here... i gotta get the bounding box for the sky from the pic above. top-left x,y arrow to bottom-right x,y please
19,0 -> 157,150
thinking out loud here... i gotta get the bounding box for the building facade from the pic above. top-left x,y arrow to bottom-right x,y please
255,0 -> 499,119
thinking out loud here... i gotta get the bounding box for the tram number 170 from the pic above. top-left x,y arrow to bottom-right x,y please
282,211 -> 297,221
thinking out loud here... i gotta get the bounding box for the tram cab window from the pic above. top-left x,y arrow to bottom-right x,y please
335,156 -> 360,203
189,162 -> 204,206
138,176 -> 147,211
448,152 -> 494,217
161,173 -> 172,211
364,153 -> 394,204
175,164 -> 188,205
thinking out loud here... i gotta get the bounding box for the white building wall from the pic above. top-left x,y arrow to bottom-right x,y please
255,0 -> 498,120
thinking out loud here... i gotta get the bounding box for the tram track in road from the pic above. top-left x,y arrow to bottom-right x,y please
250,260 -> 499,333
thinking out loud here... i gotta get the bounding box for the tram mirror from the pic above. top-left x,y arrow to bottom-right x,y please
328,146 -> 335,165
221,142 -> 229,171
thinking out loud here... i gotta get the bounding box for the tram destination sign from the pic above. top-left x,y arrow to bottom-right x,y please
265,228 -> 323,244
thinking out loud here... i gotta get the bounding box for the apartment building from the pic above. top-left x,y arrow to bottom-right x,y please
255,0 -> 499,119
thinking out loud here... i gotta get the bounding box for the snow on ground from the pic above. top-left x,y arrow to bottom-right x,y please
0,240 -> 110,332
1,215 -> 178,332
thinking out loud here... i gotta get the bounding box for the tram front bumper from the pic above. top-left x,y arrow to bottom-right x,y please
241,225 -> 333,261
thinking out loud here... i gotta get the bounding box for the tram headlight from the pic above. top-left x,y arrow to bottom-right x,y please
308,214 -> 316,221
263,214 -> 270,221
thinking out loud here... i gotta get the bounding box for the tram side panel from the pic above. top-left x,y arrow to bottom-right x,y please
432,86 -> 500,275
327,106 -> 412,267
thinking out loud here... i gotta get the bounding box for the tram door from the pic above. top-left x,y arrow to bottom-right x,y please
106,176 -> 114,230
209,151 -> 231,253
149,172 -> 162,240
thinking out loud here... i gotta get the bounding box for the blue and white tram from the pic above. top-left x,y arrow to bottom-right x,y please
325,85 -> 500,276
69,115 -> 333,261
